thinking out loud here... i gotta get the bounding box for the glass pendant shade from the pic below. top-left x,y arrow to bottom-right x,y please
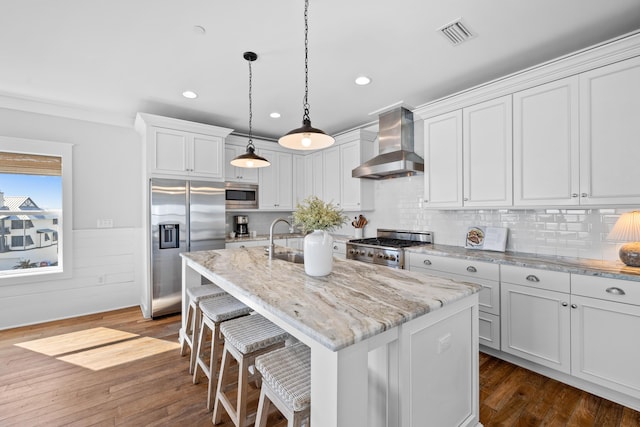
278,119 -> 335,150
230,144 -> 270,168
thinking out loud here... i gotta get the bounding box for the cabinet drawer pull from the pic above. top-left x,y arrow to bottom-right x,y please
561,302 -> 568,307
423,259 -> 432,265
581,193 -> 588,197
466,266 -> 477,273
526,274 -> 540,282
571,304 -> 578,309
606,287 -> 626,296
571,193 -> 578,198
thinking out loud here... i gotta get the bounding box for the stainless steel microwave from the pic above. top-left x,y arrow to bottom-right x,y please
225,182 -> 259,209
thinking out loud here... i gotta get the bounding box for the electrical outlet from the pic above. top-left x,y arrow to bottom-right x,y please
97,219 -> 113,228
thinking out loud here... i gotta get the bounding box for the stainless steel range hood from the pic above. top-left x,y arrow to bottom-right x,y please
352,107 -> 424,179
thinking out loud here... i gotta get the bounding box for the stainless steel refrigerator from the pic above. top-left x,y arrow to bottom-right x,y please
149,178 -> 225,317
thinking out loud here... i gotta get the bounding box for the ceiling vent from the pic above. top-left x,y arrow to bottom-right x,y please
438,19 -> 475,45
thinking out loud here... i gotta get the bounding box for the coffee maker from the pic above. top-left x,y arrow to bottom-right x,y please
233,215 -> 249,236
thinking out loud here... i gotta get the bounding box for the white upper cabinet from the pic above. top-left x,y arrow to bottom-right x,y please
311,151 -> 324,199
513,77 -> 580,206
423,96 -> 512,208
224,144 -> 258,183
306,129 -> 375,211
463,95 -> 513,207
322,146 -> 341,206
258,149 -> 293,210
424,110 -> 463,208
292,154 -> 308,207
340,138 -> 374,211
579,56 -> 640,205
136,113 -> 232,180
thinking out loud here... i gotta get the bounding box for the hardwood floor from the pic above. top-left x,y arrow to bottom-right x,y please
1,306 -> 638,426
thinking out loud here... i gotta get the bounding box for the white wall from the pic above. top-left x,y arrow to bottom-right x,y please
0,107 -> 143,329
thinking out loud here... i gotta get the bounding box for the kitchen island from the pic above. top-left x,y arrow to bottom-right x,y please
180,246 -> 482,427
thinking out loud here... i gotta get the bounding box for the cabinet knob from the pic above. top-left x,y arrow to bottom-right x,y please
526,274 -> 540,282
463,197 -> 469,201
571,304 -> 578,309
466,266 -> 477,273
239,245 -> 246,249
581,193 -> 588,197
561,302 -> 568,307
333,245 -> 338,250
571,193 -> 578,198
423,259 -> 432,265
606,287 -> 626,295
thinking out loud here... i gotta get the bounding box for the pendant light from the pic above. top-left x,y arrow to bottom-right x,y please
278,0 -> 335,150
231,51 -> 270,168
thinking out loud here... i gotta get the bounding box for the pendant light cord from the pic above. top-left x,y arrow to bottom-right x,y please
247,55 -> 255,149
303,0 -> 310,122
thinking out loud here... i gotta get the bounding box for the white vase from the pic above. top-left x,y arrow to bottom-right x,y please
303,230 -> 334,276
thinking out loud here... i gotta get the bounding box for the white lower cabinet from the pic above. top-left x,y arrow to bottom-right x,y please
571,275 -> 640,399
225,240 -> 264,249
332,241 -> 346,259
501,282 -> 571,374
407,253 -> 500,349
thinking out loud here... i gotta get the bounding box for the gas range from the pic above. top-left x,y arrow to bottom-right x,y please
346,229 -> 433,269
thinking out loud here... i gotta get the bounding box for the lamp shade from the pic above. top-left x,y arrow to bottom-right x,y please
608,211 -> 640,241
230,145 -> 270,168
278,119 -> 335,150
608,211 -> 640,267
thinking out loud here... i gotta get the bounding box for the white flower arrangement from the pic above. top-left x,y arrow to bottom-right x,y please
292,196 -> 347,233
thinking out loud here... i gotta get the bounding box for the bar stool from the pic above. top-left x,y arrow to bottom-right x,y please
193,295 -> 253,411
254,342 -> 311,427
180,284 -> 228,374
213,314 -> 289,427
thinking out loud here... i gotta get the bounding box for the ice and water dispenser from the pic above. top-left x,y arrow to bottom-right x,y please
159,224 -> 179,249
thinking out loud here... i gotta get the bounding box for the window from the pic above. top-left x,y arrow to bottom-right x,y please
0,137 -> 72,281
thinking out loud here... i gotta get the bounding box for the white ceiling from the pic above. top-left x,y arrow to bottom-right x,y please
1,1 -> 640,140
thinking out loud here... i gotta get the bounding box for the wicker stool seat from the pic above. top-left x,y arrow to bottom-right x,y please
213,314 -> 289,427
254,342 -> 311,427
194,295 -> 252,411
180,284 -> 227,374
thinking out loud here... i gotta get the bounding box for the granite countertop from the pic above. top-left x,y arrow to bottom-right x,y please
225,233 -> 305,243
181,246 -> 481,351
226,233 -> 353,244
407,244 -> 640,282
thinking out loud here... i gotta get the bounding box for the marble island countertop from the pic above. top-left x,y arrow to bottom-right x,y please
407,244 -> 640,282
181,246 -> 481,351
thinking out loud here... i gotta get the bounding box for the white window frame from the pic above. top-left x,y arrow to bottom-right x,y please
0,136 -> 73,284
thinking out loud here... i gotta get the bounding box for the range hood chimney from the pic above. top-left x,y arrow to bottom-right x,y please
352,107 -> 424,179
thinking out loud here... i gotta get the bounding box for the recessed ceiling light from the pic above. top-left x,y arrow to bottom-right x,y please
182,90 -> 198,99
355,76 -> 371,86
270,112 -> 281,118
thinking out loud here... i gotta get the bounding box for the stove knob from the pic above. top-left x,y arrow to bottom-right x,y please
367,252 -> 374,257
387,255 -> 396,261
377,253 -> 384,259
348,248 -> 356,255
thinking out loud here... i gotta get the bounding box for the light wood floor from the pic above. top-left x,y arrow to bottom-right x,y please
1,306 -> 639,426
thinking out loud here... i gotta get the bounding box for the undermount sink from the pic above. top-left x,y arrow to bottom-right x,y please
267,249 -> 304,264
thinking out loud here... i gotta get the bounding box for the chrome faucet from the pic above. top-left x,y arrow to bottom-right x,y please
268,217 -> 292,259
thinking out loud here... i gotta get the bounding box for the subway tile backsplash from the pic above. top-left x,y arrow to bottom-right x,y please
344,176 -> 632,262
